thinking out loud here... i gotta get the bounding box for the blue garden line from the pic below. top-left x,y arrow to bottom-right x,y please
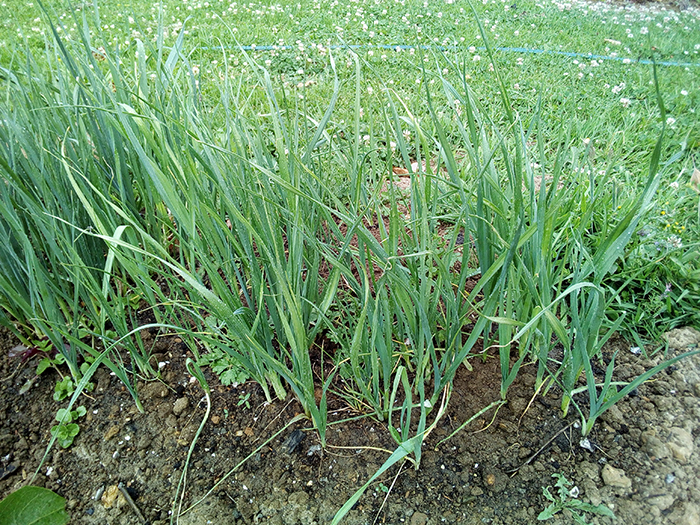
199,43 -> 700,68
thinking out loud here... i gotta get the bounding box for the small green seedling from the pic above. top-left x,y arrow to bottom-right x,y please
538,473 -> 615,524
52,376 -> 75,402
51,406 -> 87,448
37,354 -> 95,402
237,392 -> 251,410
36,351 -> 65,376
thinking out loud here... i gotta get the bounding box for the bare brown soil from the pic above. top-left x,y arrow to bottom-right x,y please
1,326 -> 699,525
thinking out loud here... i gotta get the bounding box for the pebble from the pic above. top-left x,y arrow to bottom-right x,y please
101,484 -> 121,509
667,427 -> 694,464
578,461 -> 600,481
103,426 -> 120,441
140,382 -> 170,401
172,397 -> 189,416
137,435 -> 151,451
410,511 -> 429,525
601,464 -> 631,489
287,491 -> 309,506
648,493 -> 675,512
641,430 -> 669,460
670,502 -> 700,525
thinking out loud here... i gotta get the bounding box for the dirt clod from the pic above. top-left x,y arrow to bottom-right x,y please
602,464 -> 632,489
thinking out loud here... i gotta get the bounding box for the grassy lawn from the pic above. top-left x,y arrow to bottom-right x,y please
0,1 -> 699,517
3,0 -> 696,337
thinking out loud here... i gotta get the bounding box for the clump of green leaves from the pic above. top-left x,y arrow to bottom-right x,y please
37,354 -> 95,402
50,406 -> 87,449
197,349 -> 249,387
538,473 -> 615,524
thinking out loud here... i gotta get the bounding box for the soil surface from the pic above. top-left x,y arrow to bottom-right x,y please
1,325 -> 699,525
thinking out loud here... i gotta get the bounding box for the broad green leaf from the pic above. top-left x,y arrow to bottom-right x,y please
0,486 -> 69,525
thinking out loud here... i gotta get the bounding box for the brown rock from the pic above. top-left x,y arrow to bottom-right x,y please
601,464 -> 631,489
667,427 -> 694,464
172,397 -> 189,416
410,512 -> 429,525
103,426 -> 120,441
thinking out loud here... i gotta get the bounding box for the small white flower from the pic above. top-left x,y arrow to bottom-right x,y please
666,117 -> 676,126
670,181 -> 680,190
667,235 -> 683,249
680,90 -> 688,96
473,54 -> 481,61
620,97 -> 631,108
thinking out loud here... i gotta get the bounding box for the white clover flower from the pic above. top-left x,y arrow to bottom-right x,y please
620,97 -> 631,107
680,90 -> 688,96
667,235 -> 682,249
669,181 -> 679,190
473,54 -> 481,61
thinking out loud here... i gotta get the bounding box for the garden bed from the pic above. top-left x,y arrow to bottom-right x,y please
1,327 -> 698,525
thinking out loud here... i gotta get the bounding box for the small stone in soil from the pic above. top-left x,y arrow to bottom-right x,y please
601,464 -> 631,489
172,397 -> 189,416
103,426 -> 120,441
101,484 -> 121,509
410,511 -> 429,525
667,427 -> 694,464
648,493 -> 675,512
